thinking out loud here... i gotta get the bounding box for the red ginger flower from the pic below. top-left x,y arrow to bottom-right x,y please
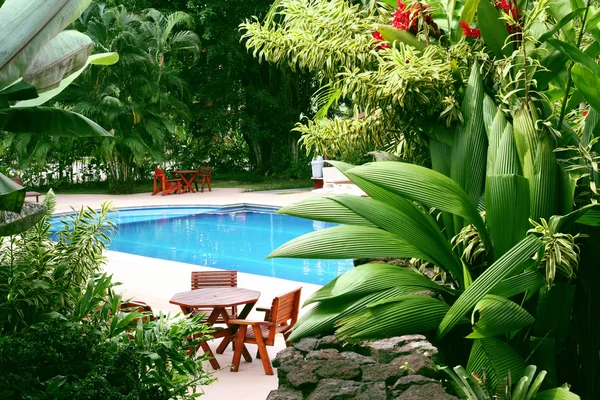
372,30 -> 390,49
460,21 -> 481,39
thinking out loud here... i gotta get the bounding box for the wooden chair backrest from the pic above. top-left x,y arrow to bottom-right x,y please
10,177 -> 23,186
154,168 -> 166,177
266,287 -> 302,344
120,300 -> 154,323
198,166 -> 212,177
191,270 -> 237,290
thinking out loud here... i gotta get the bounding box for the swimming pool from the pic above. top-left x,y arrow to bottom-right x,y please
51,206 -> 353,285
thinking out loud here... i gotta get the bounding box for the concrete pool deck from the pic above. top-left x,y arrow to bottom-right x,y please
49,188 -> 326,399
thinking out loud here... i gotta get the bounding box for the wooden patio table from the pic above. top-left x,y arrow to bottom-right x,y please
174,169 -> 199,193
170,287 -> 261,370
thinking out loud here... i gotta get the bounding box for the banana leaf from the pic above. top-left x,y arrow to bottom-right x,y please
17,52 -> 119,108
467,294 -> 534,338
467,337 -> 527,392
0,172 -> 25,213
23,30 -> 93,93
437,235 -> 543,339
0,0 -> 93,88
0,107 -> 112,137
0,79 -> 38,103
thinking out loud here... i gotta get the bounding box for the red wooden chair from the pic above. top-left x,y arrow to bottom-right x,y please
151,168 -> 181,196
229,287 -> 302,375
119,299 -> 154,339
10,177 -> 41,202
193,166 -> 212,192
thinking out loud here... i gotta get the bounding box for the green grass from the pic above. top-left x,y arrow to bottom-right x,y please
36,176 -> 313,195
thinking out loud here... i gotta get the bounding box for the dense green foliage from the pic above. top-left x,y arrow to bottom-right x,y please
0,196 -> 213,398
249,0 -> 600,398
1,0 -> 317,193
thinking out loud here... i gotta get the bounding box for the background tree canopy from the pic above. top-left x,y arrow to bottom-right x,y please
1,0 -> 316,192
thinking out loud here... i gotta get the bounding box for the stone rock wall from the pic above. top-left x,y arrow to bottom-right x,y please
266,335 -> 459,400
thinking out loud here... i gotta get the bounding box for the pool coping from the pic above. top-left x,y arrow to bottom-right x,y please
52,202 -> 282,216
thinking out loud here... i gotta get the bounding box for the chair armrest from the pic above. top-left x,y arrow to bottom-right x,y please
255,307 -> 271,313
228,319 -> 274,326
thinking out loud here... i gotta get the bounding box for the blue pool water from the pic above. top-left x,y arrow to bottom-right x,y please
51,207 -> 353,285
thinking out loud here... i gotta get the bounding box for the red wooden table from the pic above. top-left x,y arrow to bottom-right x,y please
174,170 -> 199,193
170,287 -> 261,370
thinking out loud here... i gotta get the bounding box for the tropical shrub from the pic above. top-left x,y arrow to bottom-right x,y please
243,0 -> 600,398
0,0 -> 116,231
0,194 -> 214,398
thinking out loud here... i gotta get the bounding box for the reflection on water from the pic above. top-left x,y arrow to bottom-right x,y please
59,210 -> 353,285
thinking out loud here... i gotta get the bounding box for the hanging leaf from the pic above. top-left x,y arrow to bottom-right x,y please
548,39 -> 600,76
467,294 -> 535,338
437,235 -> 542,339
467,337 -> 527,391
0,79 -> 38,102
572,63 -> 600,115
325,194 -> 462,277
478,0 -> 512,58
268,225 -> 431,261
539,8 -> 586,43
23,30 -> 94,93
0,107 -> 112,137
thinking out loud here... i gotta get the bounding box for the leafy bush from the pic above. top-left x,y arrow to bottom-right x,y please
0,194 -> 214,398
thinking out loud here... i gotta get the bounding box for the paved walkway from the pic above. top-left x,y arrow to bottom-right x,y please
49,188 -> 323,399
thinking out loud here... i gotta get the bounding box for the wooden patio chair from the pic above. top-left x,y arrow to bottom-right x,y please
190,270 -> 238,322
193,166 -> 212,192
151,168 -> 182,196
10,177 -> 41,202
119,299 -> 154,339
229,287 -> 302,375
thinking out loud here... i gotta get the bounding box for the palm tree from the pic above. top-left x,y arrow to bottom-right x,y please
64,5 -> 199,192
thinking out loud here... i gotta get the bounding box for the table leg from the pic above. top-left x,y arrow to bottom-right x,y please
188,308 -> 226,370
178,173 -> 197,193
